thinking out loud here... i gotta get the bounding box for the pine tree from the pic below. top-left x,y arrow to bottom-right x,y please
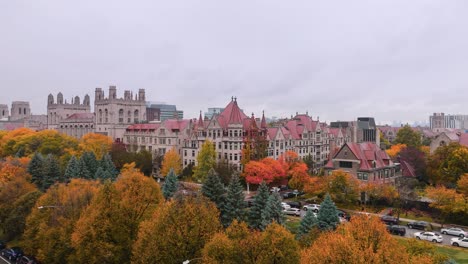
94,167 -> 112,181
298,209 -> 318,238
28,152 -> 45,188
81,151 -> 98,177
201,168 -> 225,210
262,191 -> 284,229
248,181 -> 270,229
221,173 -> 245,227
162,168 -> 178,200
64,155 -> 80,181
77,158 -> 91,179
317,193 -> 339,231
43,154 -> 61,190
101,153 -> 118,180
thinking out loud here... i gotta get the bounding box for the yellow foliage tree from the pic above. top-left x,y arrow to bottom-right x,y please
132,196 -> 222,264
161,147 -> 182,176
78,133 -> 113,160
322,170 -> 361,205
426,185 -> 465,222
22,179 -> 101,264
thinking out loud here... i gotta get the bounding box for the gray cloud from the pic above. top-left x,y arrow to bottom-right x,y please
1,0 -> 468,125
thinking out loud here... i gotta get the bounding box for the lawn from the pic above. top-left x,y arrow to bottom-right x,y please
284,216 -> 301,234
400,210 -> 434,223
437,246 -> 468,264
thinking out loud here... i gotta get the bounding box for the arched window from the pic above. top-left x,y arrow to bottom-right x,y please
127,111 -> 131,123
134,110 -> 139,123
119,109 -> 124,123
98,109 -> 103,123
19,108 -> 22,114
105,109 -> 108,123
24,108 -> 26,115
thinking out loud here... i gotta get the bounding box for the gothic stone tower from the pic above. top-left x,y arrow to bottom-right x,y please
47,92 -> 91,129
94,85 -> 146,142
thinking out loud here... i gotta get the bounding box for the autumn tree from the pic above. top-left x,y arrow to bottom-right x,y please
322,170 -> 360,205
317,194 -> 339,231
427,143 -> 468,186
23,179 -> 101,264
426,185 -> 464,225
399,146 -> 427,182
249,181 -> 270,230
221,173 -> 245,227
2,190 -> 41,240
202,221 -> 300,264
193,140 -> 216,182
71,167 -> 162,264
214,159 -> 237,186
288,163 -> 310,191
160,147 -> 182,176
132,196 -> 222,264
162,168 -> 179,200
201,168 -> 225,210
243,158 -> 286,184
386,143 -> 407,160
78,133 -> 113,160
395,124 -> 421,148
301,215 -> 411,264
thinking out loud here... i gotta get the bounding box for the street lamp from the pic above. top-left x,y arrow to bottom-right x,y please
183,257 -> 202,264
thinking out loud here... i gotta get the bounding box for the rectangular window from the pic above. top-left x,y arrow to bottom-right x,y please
339,161 -> 353,168
357,173 -> 362,180
229,153 -> 232,160
234,154 -> 238,161
192,150 -> 195,157
184,150 -> 187,157
363,173 -> 368,180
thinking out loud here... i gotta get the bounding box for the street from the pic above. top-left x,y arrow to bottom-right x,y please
0,255 -> 11,264
404,227 -> 464,247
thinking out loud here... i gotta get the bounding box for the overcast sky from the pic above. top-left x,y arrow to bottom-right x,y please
1,0 -> 467,125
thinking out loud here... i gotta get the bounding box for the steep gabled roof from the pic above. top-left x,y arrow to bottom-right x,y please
126,123 -> 160,131
331,142 -> 392,171
217,99 -> 248,128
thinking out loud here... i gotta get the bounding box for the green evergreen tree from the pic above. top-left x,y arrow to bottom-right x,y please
28,152 -> 45,188
261,191 -> 285,229
94,167 -> 112,181
248,181 -> 270,229
221,173 -> 245,227
77,158 -> 91,179
64,155 -> 80,181
201,168 -> 225,210
297,209 -> 318,238
43,154 -> 61,190
101,153 -> 119,180
317,193 -> 339,231
162,168 -> 178,200
81,151 -> 98,177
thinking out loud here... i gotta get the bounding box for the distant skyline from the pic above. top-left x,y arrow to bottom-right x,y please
1,1 -> 468,125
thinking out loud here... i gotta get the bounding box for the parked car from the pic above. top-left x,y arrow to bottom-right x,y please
279,185 -> 289,192
407,221 -> 428,230
281,202 -> 291,210
1,247 -> 24,261
0,241 -> 5,250
303,204 -> 320,212
286,201 -> 302,209
282,192 -> 295,199
283,208 -> 301,216
292,190 -> 305,197
381,215 -> 399,225
441,227 -> 467,238
386,225 -> 406,236
337,209 -> 351,221
270,187 -> 280,193
17,255 -> 39,264
414,232 -> 443,243
451,237 -> 468,248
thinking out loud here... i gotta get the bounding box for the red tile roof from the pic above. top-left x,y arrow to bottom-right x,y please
261,111 -> 267,129
164,119 -> 191,131
217,100 -> 248,128
459,133 -> 468,147
328,142 -> 392,171
126,123 -> 160,131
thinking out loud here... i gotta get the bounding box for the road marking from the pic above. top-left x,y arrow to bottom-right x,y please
0,255 -> 11,264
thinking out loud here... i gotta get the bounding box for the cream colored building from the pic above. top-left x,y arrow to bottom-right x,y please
47,93 -> 91,130
95,86 -> 147,143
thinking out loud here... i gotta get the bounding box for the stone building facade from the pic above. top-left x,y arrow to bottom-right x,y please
57,113 -> 95,139
0,104 -> 9,120
47,93 -> 91,130
10,101 -> 31,121
95,86 -> 147,142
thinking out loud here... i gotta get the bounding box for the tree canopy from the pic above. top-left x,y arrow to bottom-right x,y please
193,140 -> 216,182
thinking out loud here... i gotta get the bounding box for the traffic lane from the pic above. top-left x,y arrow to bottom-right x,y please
404,227 -> 458,246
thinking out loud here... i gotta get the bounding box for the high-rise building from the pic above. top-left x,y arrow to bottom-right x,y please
429,113 -> 468,132
204,107 -> 224,119
146,102 -> 183,121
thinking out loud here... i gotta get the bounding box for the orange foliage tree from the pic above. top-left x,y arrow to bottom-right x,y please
243,158 -> 286,184
301,215 -> 411,264
321,170 -> 361,205
426,185 -> 465,224
78,133 -> 113,160
385,143 -> 406,160
160,147 -> 182,176
288,163 -> 310,191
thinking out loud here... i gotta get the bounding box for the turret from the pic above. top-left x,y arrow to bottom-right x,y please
83,94 -> 90,106
95,88 -> 104,101
138,89 -> 146,101
57,92 -> 63,104
74,96 -> 80,105
48,94 -> 54,105
109,85 -> 117,99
